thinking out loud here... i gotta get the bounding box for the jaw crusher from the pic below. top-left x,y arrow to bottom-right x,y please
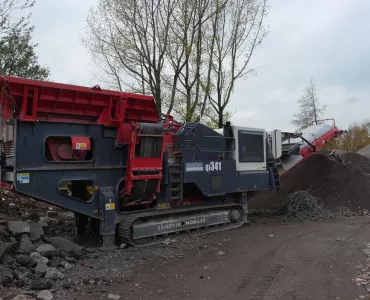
0,76 -> 284,247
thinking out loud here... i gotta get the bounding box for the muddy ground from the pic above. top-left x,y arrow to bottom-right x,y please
3,215 -> 370,300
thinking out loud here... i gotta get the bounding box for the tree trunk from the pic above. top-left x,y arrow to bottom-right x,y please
218,107 -> 223,128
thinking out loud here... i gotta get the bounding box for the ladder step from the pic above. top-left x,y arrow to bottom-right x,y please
169,164 -> 181,167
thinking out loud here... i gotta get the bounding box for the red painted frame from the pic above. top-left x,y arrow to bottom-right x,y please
0,76 -> 159,142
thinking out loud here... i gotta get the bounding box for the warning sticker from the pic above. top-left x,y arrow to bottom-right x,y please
17,173 -> 30,184
105,203 -> 115,210
76,143 -> 87,150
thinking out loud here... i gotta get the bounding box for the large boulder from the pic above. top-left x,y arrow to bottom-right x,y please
48,237 -> 82,257
36,244 -> 57,257
20,234 -> 34,253
8,221 -> 30,235
29,223 -> 44,242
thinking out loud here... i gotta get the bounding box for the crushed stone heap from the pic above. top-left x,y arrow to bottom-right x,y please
249,152 -> 370,211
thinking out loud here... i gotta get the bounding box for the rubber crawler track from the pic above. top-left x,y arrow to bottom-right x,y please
117,204 -> 246,247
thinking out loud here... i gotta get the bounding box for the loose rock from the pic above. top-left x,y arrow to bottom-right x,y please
2,255 -> 14,265
45,267 -> 64,281
15,254 -> 31,266
49,256 -> 62,268
29,278 -> 52,290
29,223 -> 44,242
20,234 -> 34,253
107,294 -> 121,300
48,237 -> 83,257
37,290 -> 53,300
8,221 -> 30,234
34,261 -> 48,276
30,252 -> 48,265
11,295 -> 36,300
0,225 -> 9,237
63,262 -> 72,270
0,265 -> 13,286
36,244 -> 57,257
0,242 -> 15,260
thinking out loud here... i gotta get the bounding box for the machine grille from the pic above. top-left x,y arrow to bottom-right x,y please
4,140 -> 14,157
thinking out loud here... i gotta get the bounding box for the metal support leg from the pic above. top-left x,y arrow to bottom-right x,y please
74,212 -> 89,236
99,187 -> 116,248
237,192 -> 248,223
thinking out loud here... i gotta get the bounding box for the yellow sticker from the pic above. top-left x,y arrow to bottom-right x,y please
76,143 -> 87,150
157,203 -> 170,209
105,203 -> 115,210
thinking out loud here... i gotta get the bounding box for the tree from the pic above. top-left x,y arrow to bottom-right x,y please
203,0 -> 269,128
83,0 -> 269,124
202,109 -> 233,129
0,0 -> 50,80
324,121 -> 370,152
0,29 -> 50,80
0,0 -> 34,36
83,0 -> 178,113
291,78 -> 327,131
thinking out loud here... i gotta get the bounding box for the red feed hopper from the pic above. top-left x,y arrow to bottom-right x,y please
0,76 -> 159,144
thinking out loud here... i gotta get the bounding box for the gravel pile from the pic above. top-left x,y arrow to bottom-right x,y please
249,152 -> 370,212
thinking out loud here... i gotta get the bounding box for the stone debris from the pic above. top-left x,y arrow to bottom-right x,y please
0,241 -> 15,260
107,294 -> 121,300
29,223 -> 44,242
0,225 -> 9,237
34,260 -> 48,276
36,290 -> 53,300
353,242 -> 370,296
48,237 -> 83,257
0,190 -> 83,296
8,221 -> 31,235
36,244 -> 57,257
11,295 -> 36,300
162,238 -> 176,245
29,279 -> 53,290
63,262 -> 72,270
20,234 -> 34,253
30,252 -> 49,265
49,256 -> 62,268
45,267 -> 65,281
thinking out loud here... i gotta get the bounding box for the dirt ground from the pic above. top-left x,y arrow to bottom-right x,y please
3,151 -> 370,300
65,215 -> 370,300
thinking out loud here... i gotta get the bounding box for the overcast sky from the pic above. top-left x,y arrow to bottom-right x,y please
29,0 -> 369,131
